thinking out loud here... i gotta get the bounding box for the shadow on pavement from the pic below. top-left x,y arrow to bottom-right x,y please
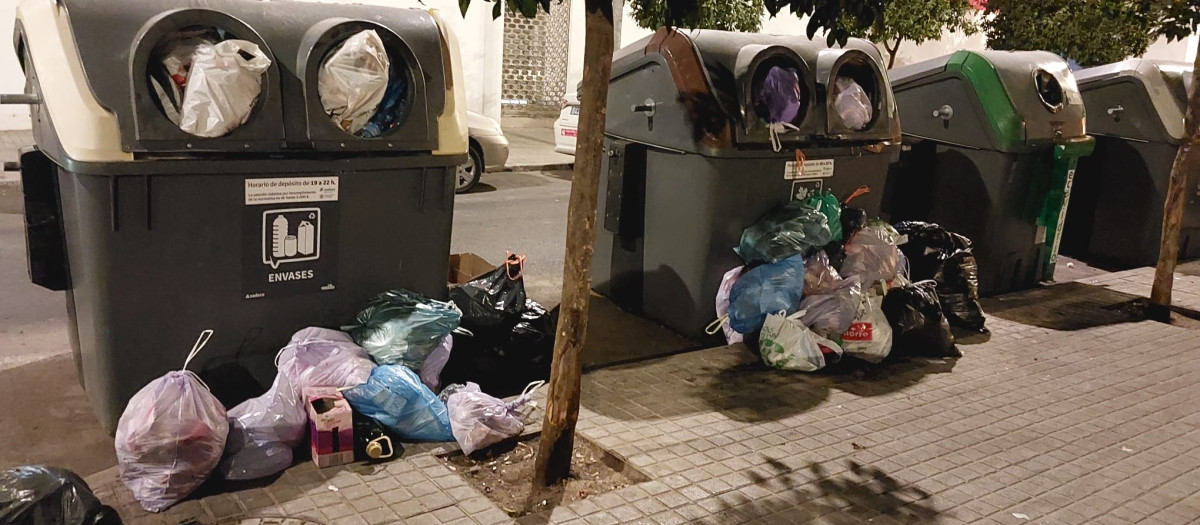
463,182 -> 498,194
697,457 -> 943,524
981,281 -> 1148,331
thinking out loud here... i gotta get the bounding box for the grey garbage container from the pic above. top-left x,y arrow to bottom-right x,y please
13,0 -> 468,432
592,28 -> 901,341
1060,59 -> 1195,269
883,50 -> 1094,296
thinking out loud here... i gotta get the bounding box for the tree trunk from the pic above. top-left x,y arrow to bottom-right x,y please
1149,40 -> 1200,322
886,40 -> 900,69
531,0 -> 614,488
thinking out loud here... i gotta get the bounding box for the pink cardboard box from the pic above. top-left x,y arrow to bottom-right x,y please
305,387 -> 354,468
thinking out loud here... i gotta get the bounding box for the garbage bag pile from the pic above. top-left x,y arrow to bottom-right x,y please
149,29 -> 271,138
112,254 -> 552,513
714,188 -> 985,373
0,466 -> 120,525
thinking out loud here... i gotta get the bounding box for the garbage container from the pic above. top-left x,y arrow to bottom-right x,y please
592,28 -> 901,340
883,50 -> 1094,295
1060,59 -> 1195,269
13,0 -> 468,432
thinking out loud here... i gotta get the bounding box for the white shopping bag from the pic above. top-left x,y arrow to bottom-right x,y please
178,40 -> 271,137
759,310 -> 843,372
840,291 -> 893,363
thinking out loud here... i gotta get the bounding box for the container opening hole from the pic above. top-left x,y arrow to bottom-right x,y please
318,29 -> 413,138
750,57 -> 809,128
1035,70 -> 1064,111
832,60 -> 878,131
147,25 -> 271,138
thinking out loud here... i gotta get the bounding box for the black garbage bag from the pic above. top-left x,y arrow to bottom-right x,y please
880,280 -> 961,358
352,412 -> 404,462
0,466 -> 122,525
439,300 -> 557,398
451,253 -> 527,330
935,251 -> 987,333
894,221 -> 987,333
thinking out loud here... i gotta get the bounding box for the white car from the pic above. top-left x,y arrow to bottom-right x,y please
457,111 -> 510,193
553,92 -> 579,155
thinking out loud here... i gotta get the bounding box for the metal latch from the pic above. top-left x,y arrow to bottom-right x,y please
632,98 -> 656,117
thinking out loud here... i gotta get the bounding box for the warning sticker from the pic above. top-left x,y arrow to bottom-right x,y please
784,159 -> 835,180
245,177 -> 339,205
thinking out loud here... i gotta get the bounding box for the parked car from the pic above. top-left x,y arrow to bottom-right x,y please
459,111 -> 510,193
554,92 -> 579,155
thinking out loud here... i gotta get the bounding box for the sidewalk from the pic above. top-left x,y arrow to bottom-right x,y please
500,117 -> 574,172
87,280 -> 1200,524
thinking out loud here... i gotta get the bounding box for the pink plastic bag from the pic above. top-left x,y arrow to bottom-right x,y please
115,330 -> 229,512
447,382 -> 542,455
709,266 -> 746,345
220,327 -> 375,480
419,335 -> 453,391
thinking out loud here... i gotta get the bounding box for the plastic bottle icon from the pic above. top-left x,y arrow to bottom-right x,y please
298,221 -> 315,256
285,235 -> 298,257
272,215 -> 288,258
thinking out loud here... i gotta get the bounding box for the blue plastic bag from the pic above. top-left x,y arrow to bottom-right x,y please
344,289 -> 462,369
728,253 -> 806,334
342,365 -> 454,442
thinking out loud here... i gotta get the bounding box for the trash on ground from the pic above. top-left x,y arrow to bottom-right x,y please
0,466 -> 120,525
447,381 -> 543,455
439,300 -> 556,398
798,275 -> 862,338
354,411 -> 401,462
709,265 -> 747,345
881,280 -> 961,358
306,387 -> 355,468
115,330 -> 228,513
834,76 -> 873,131
841,220 -> 905,287
342,364 -> 454,442
727,253 -> 806,334
451,253 -> 528,330
759,309 -> 843,371
735,200 -> 832,265
449,253 -> 497,285
804,250 -> 844,296
319,30 -> 390,135
840,289 -> 893,363
894,221 -> 988,333
419,334 -> 454,391
344,289 -> 461,369
220,327 -> 374,480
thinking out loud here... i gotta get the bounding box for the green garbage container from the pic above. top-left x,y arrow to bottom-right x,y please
592,28 -> 902,340
883,50 -> 1094,295
13,0 -> 469,432
1061,59 -> 1195,269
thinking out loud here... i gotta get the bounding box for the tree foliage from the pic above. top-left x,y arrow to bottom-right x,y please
843,0 -> 979,68
630,0 -> 765,32
762,0 -> 887,46
983,0 -> 1200,67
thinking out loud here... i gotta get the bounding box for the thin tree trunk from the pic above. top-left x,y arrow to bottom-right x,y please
1149,40 -> 1200,321
886,40 -> 900,69
531,0 -> 614,488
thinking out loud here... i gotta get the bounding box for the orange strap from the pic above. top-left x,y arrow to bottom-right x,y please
843,185 -> 871,205
504,251 -> 526,281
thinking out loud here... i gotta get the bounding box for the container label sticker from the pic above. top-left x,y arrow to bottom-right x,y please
245,177 -> 339,205
791,179 -> 825,201
784,159 -> 835,180
243,178 -> 339,299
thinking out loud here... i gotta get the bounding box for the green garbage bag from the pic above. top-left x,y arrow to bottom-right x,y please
344,289 -> 462,369
735,200 -> 833,265
803,190 -> 843,242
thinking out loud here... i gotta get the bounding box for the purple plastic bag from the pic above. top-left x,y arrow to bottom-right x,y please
757,66 -> 802,124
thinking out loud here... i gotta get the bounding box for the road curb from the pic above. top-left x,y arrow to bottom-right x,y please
499,162 -> 574,173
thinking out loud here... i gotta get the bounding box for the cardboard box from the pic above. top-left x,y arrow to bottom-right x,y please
448,253 -> 495,285
305,387 -> 354,468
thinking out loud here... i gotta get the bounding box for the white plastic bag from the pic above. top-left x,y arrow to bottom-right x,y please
178,40 -> 271,138
447,382 -> 542,455
842,221 -> 906,287
840,291 -> 893,363
709,266 -> 746,345
835,76 -> 873,131
759,311 -> 843,372
219,327 -> 374,480
798,275 -> 862,338
115,330 -> 229,512
319,30 -> 390,134
420,335 -> 453,391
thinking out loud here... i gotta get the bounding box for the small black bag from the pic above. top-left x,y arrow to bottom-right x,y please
352,412 -> 403,462
450,253 -> 527,330
881,280 -> 961,358
894,221 -> 988,334
0,466 -> 122,525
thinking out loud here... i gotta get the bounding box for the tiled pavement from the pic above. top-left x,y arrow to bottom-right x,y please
88,299 -> 1200,524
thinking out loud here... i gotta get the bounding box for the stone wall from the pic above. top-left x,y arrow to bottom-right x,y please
501,1 -> 571,117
